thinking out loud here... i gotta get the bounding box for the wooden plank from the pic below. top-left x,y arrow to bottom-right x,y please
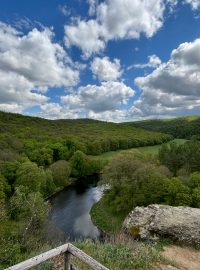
71,263 -> 80,270
68,244 -> 109,270
5,244 -> 69,270
64,252 -> 71,270
5,243 -> 109,270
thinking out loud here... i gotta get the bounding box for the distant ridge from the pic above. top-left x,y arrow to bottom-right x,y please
123,115 -> 200,139
0,111 -> 171,156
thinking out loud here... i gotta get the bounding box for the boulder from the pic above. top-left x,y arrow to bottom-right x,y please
123,204 -> 200,244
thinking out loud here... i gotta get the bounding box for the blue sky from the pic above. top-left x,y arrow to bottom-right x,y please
1,0 -> 200,121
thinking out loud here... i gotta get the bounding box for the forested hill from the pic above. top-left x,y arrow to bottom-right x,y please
0,111 -> 171,157
123,116 -> 200,140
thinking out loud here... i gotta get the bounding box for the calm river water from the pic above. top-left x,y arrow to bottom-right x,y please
49,176 -> 104,241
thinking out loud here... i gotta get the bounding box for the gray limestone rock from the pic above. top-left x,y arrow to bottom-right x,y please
123,204 -> 200,244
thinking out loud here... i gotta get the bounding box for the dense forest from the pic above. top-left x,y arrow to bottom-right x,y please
0,111 -> 172,157
0,111 -> 171,268
123,116 -> 200,140
1,111 -> 200,269
92,140 -> 200,233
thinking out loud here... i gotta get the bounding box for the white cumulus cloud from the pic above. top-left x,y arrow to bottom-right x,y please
88,0 -> 99,16
184,0 -> 200,10
91,57 -> 122,81
88,110 -> 127,122
61,81 -> 135,113
39,103 -> 81,119
65,0 -> 165,57
64,19 -> 105,58
133,38 -> 200,117
0,22 -> 79,113
129,54 -> 162,70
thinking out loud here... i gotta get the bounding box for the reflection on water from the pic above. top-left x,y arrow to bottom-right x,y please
49,177 -> 104,241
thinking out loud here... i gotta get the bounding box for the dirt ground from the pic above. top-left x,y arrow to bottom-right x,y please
51,245 -> 200,270
158,245 -> 200,270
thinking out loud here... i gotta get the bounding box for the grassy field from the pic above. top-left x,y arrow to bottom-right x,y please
90,139 -> 187,163
73,239 -> 165,270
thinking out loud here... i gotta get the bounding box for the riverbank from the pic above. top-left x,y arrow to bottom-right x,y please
49,175 -> 103,240
90,197 -> 127,234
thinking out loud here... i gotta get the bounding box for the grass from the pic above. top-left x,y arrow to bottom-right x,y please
90,198 -> 126,233
90,139 -> 187,163
73,238 -> 164,270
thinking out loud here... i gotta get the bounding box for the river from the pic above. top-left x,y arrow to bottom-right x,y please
49,176 -> 104,241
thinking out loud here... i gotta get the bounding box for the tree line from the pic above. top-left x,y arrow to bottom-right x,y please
100,141 -> 200,217
124,116 -> 200,140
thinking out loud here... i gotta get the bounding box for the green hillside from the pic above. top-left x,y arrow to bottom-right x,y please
123,116 -> 200,140
0,111 -> 171,157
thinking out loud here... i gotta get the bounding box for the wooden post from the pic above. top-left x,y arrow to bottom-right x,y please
64,251 -> 71,270
68,244 -> 109,270
5,243 -> 109,270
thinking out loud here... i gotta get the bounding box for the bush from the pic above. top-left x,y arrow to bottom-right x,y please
50,160 -> 71,188
15,162 -> 54,196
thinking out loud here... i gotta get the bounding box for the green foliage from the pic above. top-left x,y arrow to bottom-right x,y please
41,169 -> 56,197
180,141 -> 200,173
0,178 -> 7,222
125,115 -> 200,140
0,179 -> 5,203
0,160 -> 21,185
102,153 -> 143,185
15,162 -> 44,192
100,152 -> 200,219
50,160 -> 71,188
10,188 -> 50,223
164,178 -> 191,206
70,151 -> 88,177
0,196 -> 50,269
192,188 -> 200,207
65,137 -> 87,156
159,142 -> 184,176
159,141 -> 200,175
50,143 -> 69,161
15,161 -> 54,196
0,111 -> 171,160
189,172 -> 200,188
70,150 -> 102,177
133,165 -> 168,206
28,147 -> 53,166
101,154 -> 169,213
0,220 -> 21,268
90,198 -> 126,233
0,174 -> 11,198
0,111 -> 199,269
74,239 -> 162,270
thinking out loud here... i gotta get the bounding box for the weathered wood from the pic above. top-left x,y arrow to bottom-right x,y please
71,263 -> 80,270
5,243 -> 109,270
68,244 -> 109,270
5,244 -> 69,270
64,252 -> 71,270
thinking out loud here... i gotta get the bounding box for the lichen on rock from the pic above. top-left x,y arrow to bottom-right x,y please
123,204 -> 200,245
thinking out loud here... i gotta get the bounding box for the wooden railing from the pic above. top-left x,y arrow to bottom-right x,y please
5,243 -> 109,270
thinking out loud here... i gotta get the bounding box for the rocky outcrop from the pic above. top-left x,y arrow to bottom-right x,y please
123,204 -> 200,244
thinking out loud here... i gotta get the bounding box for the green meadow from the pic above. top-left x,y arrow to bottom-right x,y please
90,139 -> 187,163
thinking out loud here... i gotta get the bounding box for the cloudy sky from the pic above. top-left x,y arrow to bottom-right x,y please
1,0 -> 200,122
